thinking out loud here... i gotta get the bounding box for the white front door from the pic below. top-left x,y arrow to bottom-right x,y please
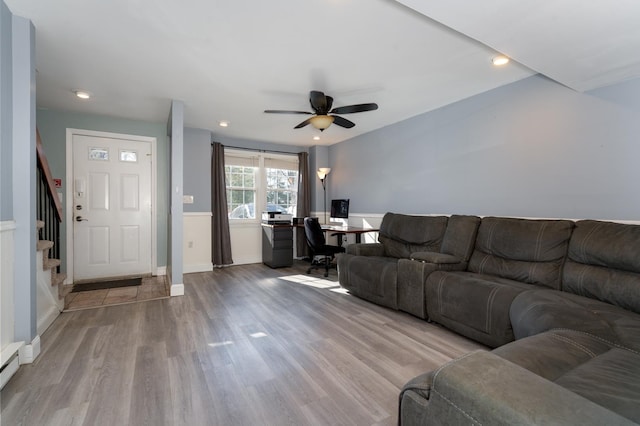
72,134 -> 152,282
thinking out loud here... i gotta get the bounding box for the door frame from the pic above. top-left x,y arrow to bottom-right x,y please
65,128 -> 158,284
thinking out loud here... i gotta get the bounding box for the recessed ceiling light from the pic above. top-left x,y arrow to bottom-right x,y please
492,55 -> 510,66
74,90 -> 91,99
219,121 -> 229,127
313,136 -> 320,141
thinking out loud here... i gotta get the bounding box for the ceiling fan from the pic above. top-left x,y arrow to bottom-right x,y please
264,90 -> 378,131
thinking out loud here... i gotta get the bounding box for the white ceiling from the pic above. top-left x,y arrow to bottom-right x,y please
6,0 -> 639,147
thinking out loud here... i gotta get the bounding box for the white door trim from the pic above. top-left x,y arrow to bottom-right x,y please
65,128 -> 158,283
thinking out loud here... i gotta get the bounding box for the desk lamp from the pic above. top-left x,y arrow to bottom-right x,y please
317,167 -> 331,223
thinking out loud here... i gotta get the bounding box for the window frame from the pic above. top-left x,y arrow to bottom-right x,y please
224,149 -> 299,224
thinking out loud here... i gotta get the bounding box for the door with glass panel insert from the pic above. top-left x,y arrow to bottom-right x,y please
72,134 -> 152,281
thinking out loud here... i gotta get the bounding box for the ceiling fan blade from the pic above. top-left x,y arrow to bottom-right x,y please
264,110 -> 313,115
332,115 -> 355,129
330,103 -> 378,115
294,118 -> 312,129
326,96 -> 334,112
309,91 -> 328,114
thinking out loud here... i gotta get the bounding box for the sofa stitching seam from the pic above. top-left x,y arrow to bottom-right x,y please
547,332 -> 598,358
432,350 -> 479,382
485,287 -> 499,333
550,328 -> 640,355
431,388 -> 482,425
430,351 -> 484,425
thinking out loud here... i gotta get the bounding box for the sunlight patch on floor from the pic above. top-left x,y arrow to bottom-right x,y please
280,274 -> 339,289
208,340 -> 234,348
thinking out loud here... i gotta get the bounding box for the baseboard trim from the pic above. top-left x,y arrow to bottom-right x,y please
183,263 -> 213,274
37,306 -> 61,336
1,341 -> 24,368
18,335 -> 41,365
0,220 -> 17,232
0,353 -> 19,390
170,283 -> 184,297
156,266 -> 167,276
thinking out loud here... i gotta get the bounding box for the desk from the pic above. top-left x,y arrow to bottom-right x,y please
321,225 -> 379,247
261,223 -> 378,268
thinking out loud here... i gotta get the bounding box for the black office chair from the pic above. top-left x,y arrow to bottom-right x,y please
304,217 -> 345,277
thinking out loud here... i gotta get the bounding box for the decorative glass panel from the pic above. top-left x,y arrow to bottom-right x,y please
89,147 -> 109,161
119,150 -> 138,162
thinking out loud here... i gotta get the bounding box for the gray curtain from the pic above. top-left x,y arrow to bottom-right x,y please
296,152 -> 311,258
211,142 -> 233,266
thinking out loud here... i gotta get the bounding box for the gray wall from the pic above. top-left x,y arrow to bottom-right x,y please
308,145 -> 329,215
183,127 -> 212,212
212,133 -> 308,155
329,75 -> 640,221
36,109 -> 170,269
0,0 -> 12,220
182,131 -> 308,213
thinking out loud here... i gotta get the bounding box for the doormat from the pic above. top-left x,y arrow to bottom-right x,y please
71,277 -> 142,293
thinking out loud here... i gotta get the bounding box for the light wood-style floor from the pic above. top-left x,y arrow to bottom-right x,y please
1,262 -> 485,425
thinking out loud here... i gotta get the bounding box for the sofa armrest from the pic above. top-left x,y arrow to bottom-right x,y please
399,350 -> 635,426
410,251 -> 461,264
397,257 -> 468,319
346,243 -> 385,256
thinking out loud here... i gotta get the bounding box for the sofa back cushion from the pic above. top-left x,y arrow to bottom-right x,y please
440,215 -> 481,262
468,217 -> 574,289
563,220 -> 640,314
378,213 -> 448,258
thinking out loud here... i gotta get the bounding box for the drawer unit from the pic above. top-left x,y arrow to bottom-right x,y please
262,224 -> 293,268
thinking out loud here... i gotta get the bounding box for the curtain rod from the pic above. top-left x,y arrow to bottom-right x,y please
212,142 -> 300,156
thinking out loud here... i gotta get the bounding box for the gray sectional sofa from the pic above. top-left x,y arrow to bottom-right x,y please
336,213 -> 640,425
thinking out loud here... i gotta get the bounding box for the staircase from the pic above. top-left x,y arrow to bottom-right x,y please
36,220 -> 69,334
35,128 -> 68,332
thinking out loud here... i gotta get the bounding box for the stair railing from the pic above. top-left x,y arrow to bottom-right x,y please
36,128 -> 63,270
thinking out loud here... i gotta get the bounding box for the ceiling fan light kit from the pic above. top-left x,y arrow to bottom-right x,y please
265,90 -> 378,131
310,115 -> 334,131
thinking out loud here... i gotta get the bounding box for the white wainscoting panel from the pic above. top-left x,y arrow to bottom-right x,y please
1,221 -> 17,354
1,221 -> 25,388
183,213 -> 213,273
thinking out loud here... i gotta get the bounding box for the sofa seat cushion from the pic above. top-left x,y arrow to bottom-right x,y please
341,255 -> 399,309
426,271 -> 545,347
510,289 -> 640,351
493,329 -> 640,424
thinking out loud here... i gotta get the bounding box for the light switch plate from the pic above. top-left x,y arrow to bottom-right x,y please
183,195 -> 194,204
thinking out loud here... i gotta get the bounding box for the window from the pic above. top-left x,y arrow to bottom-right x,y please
226,165 -> 257,219
225,151 -> 298,220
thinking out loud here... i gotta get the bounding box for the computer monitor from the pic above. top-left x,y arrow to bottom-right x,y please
330,199 -> 350,220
